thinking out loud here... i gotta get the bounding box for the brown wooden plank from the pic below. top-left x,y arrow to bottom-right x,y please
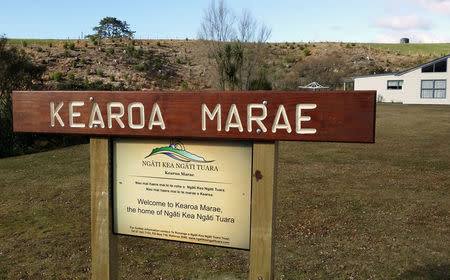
12,90 -> 376,142
90,137 -> 118,279
249,142 -> 278,280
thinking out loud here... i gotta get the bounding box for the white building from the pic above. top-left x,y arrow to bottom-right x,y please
347,55 -> 450,105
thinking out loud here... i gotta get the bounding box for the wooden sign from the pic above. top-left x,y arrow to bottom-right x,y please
12,89 -> 376,280
12,90 -> 376,142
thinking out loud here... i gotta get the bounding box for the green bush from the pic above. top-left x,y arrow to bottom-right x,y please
50,71 -> 63,82
36,47 -> 42,52
180,81 -> 189,90
133,48 -> 144,59
96,69 -> 104,77
109,75 -> 115,82
67,72 -> 75,82
63,50 -> 71,57
283,57 -> 296,64
126,44 -> 134,54
63,41 -> 69,49
22,41 -> 27,48
48,42 -> 53,48
303,49 -> 311,56
69,42 -> 75,50
133,64 -> 145,71
249,75 -> 272,90
156,41 -> 161,47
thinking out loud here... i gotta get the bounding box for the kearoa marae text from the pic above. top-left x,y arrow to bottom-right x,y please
49,101 -> 318,134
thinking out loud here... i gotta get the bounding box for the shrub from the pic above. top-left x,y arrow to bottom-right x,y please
84,42 -> 88,48
48,42 -> 53,48
50,71 -> 63,82
22,41 -> 27,48
63,50 -> 71,57
283,57 -> 296,64
180,81 -> 189,90
249,71 -> 272,90
303,49 -> 311,56
69,42 -> 75,50
156,41 -> 161,47
96,69 -> 104,77
63,41 -> 69,49
109,75 -> 115,82
67,72 -> 75,82
107,48 -> 114,55
36,47 -> 42,52
133,48 -> 143,59
126,44 -> 134,53
176,58 -> 181,64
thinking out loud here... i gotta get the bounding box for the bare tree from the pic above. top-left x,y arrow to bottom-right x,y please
199,0 -> 271,90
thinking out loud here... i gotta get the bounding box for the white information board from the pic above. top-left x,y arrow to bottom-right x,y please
113,138 -> 253,249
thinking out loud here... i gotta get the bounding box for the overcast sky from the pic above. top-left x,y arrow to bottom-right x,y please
1,0 -> 450,43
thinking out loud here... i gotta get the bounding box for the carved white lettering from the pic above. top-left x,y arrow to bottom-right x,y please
148,103 -> 165,130
202,104 -> 221,131
107,102 -> 125,128
272,105 -> 292,133
88,103 -> 105,128
247,104 -> 267,132
69,101 -> 85,128
225,104 -> 243,132
128,102 -> 145,129
50,102 -> 64,127
296,104 -> 317,134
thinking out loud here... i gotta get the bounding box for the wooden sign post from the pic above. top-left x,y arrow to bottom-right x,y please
12,90 -> 376,280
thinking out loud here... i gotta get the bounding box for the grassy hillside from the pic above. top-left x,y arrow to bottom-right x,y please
5,39 -> 446,91
1,104 -> 449,279
363,43 -> 450,56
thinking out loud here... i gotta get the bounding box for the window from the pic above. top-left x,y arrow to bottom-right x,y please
387,80 -> 403,90
421,80 -> 446,99
422,59 -> 447,72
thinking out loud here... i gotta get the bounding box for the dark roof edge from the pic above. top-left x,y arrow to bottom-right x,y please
349,54 -> 450,80
395,54 -> 450,75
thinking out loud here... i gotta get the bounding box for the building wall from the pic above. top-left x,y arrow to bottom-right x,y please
354,58 -> 450,105
401,65 -> 450,105
354,74 -> 403,103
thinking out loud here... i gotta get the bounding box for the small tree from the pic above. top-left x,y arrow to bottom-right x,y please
88,17 -> 135,39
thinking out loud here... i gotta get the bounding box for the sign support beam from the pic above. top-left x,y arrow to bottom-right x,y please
249,141 -> 278,280
90,137 -> 118,280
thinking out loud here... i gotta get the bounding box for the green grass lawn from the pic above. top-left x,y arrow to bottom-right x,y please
363,43 -> 450,56
1,104 -> 449,279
